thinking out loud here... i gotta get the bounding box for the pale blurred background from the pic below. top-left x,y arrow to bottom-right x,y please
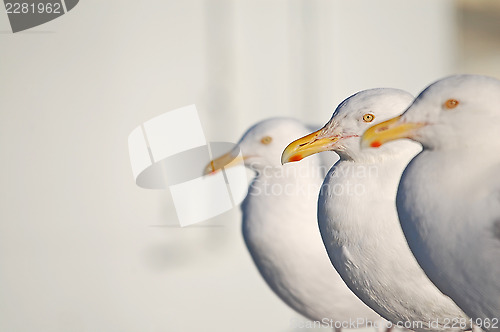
0,1 -> 499,331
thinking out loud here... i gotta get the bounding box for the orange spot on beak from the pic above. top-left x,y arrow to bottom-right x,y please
205,160 -> 220,176
290,155 -> 303,162
371,141 -> 382,148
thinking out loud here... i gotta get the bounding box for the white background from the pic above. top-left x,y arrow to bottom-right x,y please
0,1 -> 499,331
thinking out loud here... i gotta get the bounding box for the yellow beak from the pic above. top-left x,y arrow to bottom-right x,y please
281,129 -> 338,164
361,116 -> 425,149
203,151 -> 245,175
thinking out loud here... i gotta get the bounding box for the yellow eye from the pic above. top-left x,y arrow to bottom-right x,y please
363,114 -> 375,122
444,99 -> 459,110
260,136 -> 272,145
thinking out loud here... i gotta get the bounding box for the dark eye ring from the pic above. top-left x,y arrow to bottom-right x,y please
363,114 -> 375,122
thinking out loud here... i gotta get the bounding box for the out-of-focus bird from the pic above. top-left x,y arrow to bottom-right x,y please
282,89 -> 471,331
361,75 -> 500,331
206,118 -> 384,330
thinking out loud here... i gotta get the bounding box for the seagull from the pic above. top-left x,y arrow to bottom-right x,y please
206,118 -> 384,330
361,75 -> 500,331
282,89 -> 471,331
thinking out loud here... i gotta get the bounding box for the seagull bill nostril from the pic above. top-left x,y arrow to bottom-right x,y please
203,151 -> 245,175
282,130 -> 338,165
361,116 -> 425,149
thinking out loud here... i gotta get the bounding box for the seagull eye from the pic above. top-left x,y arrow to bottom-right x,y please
260,136 -> 272,145
444,99 -> 459,110
363,114 -> 375,122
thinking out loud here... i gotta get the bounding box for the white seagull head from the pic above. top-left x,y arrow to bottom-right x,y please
282,88 -> 415,163
205,117 -> 315,174
361,75 -> 500,150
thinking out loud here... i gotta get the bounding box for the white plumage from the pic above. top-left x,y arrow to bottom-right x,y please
362,75 -> 500,331
209,118 -> 383,327
283,89 -> 470,331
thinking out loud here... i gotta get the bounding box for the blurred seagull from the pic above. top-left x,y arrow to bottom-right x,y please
206,118 -> 383,330
282,89 -> 471,331
361,75 -> 500,331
